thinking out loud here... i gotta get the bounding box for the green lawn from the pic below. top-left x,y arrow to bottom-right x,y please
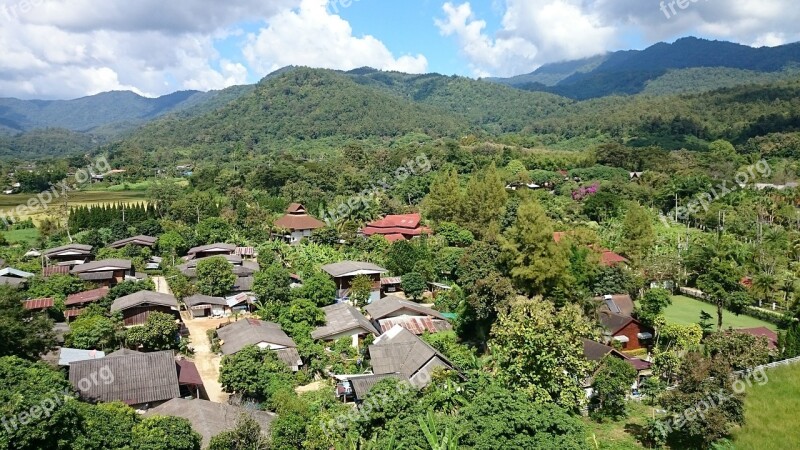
3,228 -> 40,246
584,401 -> 651,449
662,295 -> 777,332
734,363 -> 800,449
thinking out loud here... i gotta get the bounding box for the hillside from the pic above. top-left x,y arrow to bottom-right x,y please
493,37 -> 800,99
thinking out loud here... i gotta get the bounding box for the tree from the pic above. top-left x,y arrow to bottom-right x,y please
423,168 -> 463,223
461,163 -> 508,237
196,256 -> 237,297
125,312 -> 180,351
704,331 -> 770,371
66,311 -> 121,352
500,200 -> 569,297
589,356 -> 637,420
72,402 -> 140,450
401,272 -> 426,301
620,202 -> 655,264
638,288 -> 672,325
696,255 -> 743,330
0,287 -> 56,360
291,272 -> 336,307
435,222 -> 474,248
458,383 -> 586,450
779,323 -> 800,358
253,263 -> 291,306
350,275 -> 374,308
208,414 -> 269,450
131,416 -> 201,450
218,345 -> 294,406
158,230 -> 188,262
490,299 -> 594,410
459,271 -> 515,345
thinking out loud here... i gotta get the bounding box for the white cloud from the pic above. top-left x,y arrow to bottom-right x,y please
242,0 -> 428,76
438,0 -> 800,77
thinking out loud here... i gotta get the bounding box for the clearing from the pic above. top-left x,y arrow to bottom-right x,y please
663,295 -> 777,331
0,190 -> 148,223
733,362 -> 800,449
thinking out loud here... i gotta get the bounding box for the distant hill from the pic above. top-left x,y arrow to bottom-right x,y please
491,37 -> 800,99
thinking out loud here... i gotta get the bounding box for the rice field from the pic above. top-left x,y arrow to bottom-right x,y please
0,190 -> 148,224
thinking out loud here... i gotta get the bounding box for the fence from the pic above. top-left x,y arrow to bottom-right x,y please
735,355 -> 800,377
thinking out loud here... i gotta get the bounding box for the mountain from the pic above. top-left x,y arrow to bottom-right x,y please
492,37 -> 800,99
0,85 -> 254,134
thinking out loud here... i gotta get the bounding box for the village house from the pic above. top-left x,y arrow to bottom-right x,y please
178,254 -> 258,297
216,319 -> 303,371
43,243 -> 94,267
365,295 -> 452,335
322,261 -> 387,304
274,203 -> 326,244
110,291 -> 180,327
183,294 -> 229,319
186,243 -> 237,260
109,235 -> 158,249
582,339 -> 653,397
0,267 -> 35,290
361,213 -> 432,242
65,286 -> 111,311
311,302 -> 379,347
145,398 -> 275,448
368,325 -> 460,389
23,297 -> 55,312
70,259 -> 135,287
596,294 -> 635,317
57,348 -> 105,367
598,312 -> 654,351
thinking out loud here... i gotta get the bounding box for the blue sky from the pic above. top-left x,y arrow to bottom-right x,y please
1,0 -> 799,99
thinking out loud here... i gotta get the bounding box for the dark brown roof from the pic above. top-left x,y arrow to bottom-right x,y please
109,235 -> 158,249
71,259 -> 132,274
69,350 -> 180,405
599,312 -> 636,335
66,287 -> 110,306
365,295 -> 448,321
23,298 -> 55,310
145,399 -> 275,448
187,243 -> 236,256
274,211 -> 326,231
176,359 -> 204,386
110,291 -> 178,312
582,339 -> 615,361
369,325 -> 457,388
184,294 -> 228,308
596,294 -> 635,317
77,271 -> 115,281
349,373 -> 403,400
217,319 -> 297,355
43,266 -> 70,277
311,303 -> 379,340
286,203 -> 305,214
43,243 -> 93,258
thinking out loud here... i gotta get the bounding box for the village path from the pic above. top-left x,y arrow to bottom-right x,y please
153,276 -> 230,404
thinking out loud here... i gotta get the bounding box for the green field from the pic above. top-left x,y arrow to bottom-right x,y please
733,363 -> 800,449
662,295 -> 777,332
0,191 -> 148,223
3,228 -> 40,246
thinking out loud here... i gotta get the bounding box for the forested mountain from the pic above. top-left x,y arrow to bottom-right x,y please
0,128 -> 99,159
0,84 -> 254,136
492,37 -> 800,99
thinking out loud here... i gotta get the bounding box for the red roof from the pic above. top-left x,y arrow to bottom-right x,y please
65,309 -> 85,318
383,233 -> 407,242
23,298 -> 54,310
274,204 -> 326,231
736,327 -> 778,349
362,214 -> 432,239
600,251 -> 629,267
43,266 -> 70,277
66,286 -> 110,306
176,359 -> 204,386
367,214 -> 422,229
553,232 -> 569,243
286,203 -> 305,214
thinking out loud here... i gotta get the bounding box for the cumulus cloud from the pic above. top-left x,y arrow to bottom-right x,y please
242,0 -> 428,76
438,0 -> 800,77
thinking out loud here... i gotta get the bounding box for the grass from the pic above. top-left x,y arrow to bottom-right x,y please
584,401 -> 651,449
733,363 -> 800,449
662,295 -> 777,332
0,191 -> 148,223
3,228 -> 40,246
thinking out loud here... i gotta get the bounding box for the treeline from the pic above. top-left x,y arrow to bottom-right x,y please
68,203 -> 158,233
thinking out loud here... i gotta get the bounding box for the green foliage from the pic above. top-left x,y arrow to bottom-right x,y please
218,345 -> 294,407
66,313 -> 121,352
131,415 -> 201,450
434,222 -> 474,247
620,202 -> 655,264
704,331 -> 770,371
349,275 -> 374,308
208,414 -> 269,450
291,272 -> 336,307
253,263 -> 291,307
490,299 -> 594,410
589,356 -> 637,420
72,402 -> 140,450
196,256 -> 237,297
124,311 -> 180,351
0,288 -> 56,360
401,272 -> 426,301
638,288 -> 672,325
778,323 -> 800,358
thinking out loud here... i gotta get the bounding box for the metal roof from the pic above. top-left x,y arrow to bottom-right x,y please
321,261 -> 387,278
311,303 -> 379,340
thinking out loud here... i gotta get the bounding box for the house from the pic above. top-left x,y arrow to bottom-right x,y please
322,261 -> 387,304
582,339 -> 652,396
552,232 -> 628,268
734,327 -> 779,350
629,172 -> 644,181
311,303 -> 379,347
43,265 -> 70,278
0,267 -> 35,290
66,286 -> 111,309
369,325 -> 460,388
109,235 -> 158,249
23,297 -> 55,312
110,291 -> 180,327
43,244 -> 93,267
365,295 -> 452,335
69,350 -> 181,409
216,319 -> 303,371
235,246 -> 256,259
274,203 -> 326,244
596,294 -> 635,317
598,312 -> 653,351
178,254 -> 258,278
184,294 -> 229,319
176,358 -> 206,399
145,398 -> 275,448
70,259 -> 134,287
380,276 -> 402,295
334,373 -> 403,403
361,213 -> 432,242
58,348 -> 105,366
186,243 -> 236,260
225,293 -> 257,314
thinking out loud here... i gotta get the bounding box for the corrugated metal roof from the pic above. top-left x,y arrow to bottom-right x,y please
311,303 -> 378,340
66,287 -> 110,306
23,298 -> 54,310
58,348 -> 105,366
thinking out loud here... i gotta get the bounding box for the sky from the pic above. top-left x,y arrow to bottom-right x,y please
0,0 -> 798,100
